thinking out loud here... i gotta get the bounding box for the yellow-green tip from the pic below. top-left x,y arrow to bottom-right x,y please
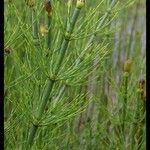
76,0 -> 85,9
25,0 -> 35,8
123,59 -> 132,73
39,25 -> 48,36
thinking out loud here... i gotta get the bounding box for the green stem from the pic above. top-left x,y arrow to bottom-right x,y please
26,6 -> 83,148
26,79 -> 54,149
46,15 -> 52,56
37,79 -> 55,119
32,8 -> 41,56
54,8 -> 81,74
122,75 -> 128,133
27,125 -> 38,146
32,8 -> 38,39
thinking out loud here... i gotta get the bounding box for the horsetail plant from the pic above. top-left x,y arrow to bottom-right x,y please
122,59 -> 132,133
26,0 -> 85,148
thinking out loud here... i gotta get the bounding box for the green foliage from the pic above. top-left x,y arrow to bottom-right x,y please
4,0 -> 145,149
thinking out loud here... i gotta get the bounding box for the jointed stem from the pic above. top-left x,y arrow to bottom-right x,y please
46,17 -> 52,48
26,4 -> 84,148
122,76 -> 128,132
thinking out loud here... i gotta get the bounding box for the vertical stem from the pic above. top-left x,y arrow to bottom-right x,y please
32,8 -> 38,39
122,76 -> 128,132
26,4 -> 84,148
54,8 -> 81,74
32,7 -> 41,56
27,125 -> 38,146
26,79 -> 54,149
46,16 -> 52,52
45,0 -> 52,56
37,79 -> 55,119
